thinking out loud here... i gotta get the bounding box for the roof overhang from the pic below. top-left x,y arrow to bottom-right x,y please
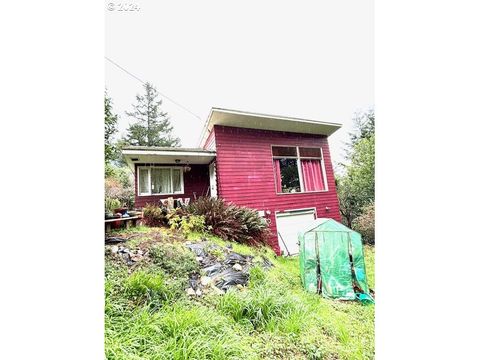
122,147 -> 216,171
199,107 -> 342,147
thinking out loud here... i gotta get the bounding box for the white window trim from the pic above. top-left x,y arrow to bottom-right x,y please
137,166 -> 185,196
272,145 -> 329,195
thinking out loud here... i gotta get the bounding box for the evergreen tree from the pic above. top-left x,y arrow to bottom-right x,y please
124,82 -> 181,147
105,90 -> 118,167
337,110 -> 375,229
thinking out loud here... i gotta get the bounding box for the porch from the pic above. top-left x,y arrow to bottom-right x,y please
122,147 -> 217,209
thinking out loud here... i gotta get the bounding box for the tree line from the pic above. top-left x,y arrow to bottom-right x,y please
336,110 -> 375,244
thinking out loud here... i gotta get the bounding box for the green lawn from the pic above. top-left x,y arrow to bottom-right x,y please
105,228 -> 375,360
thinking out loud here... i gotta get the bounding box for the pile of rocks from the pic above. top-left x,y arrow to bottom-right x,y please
108,245 -> 147,266
184,241 -> 273,297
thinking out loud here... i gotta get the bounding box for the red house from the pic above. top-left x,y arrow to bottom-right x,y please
122,108 -> 342,255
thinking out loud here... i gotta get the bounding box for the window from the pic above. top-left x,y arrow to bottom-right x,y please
272,146 -> 328,193
137,167 -> 184,196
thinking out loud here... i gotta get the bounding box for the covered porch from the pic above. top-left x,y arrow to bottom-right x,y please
122,147 -> 217,208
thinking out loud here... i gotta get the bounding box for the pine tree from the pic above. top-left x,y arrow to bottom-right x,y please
124,82 -> 181,147
105,90 -> 118,164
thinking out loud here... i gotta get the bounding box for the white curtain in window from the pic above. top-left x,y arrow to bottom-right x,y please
151,168 -> 171,194
172,169 -> 181,192
139,168 -> 149,194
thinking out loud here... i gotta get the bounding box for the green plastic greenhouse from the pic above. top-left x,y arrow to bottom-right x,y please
298,218 -> 374,303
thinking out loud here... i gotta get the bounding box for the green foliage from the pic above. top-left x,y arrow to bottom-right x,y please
218,286 -> 305,332
105,174 -> 134,210
149,243 -> 199,277
105,229 -> 376,360
124,82 -> 181,147
105,91 -> 119,168
105,304 -> 253,360
337,110 -> 375,229
188,197 -> 270,245
142,204 -> 169,227
248,265 -> 267,288
167,209 -> 206,236
353,202 -> 375,244
105,198 -> 121,213
124,270 -> 170,305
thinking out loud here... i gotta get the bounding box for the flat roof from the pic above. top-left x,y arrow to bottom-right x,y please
199,107 -> 342,146
122,146 -> 216,171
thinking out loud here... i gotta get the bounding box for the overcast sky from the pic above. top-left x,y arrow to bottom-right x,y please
105,0 -> 373,166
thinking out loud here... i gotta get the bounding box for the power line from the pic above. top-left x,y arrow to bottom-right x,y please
105,56 -> 202,120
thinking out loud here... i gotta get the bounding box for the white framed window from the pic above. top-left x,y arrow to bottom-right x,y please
272,146 -> 329,194
137,166 -> 184,196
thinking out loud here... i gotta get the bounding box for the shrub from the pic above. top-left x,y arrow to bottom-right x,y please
149,243 -> 199,277
188,197 -> 270,245
353,202 -> 375,245
142,203 -> 169,227
167,208 -> 206,235
105,176 -> 134,209
105,197 -> 121,213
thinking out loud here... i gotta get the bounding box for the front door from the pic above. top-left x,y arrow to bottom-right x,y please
209,162 -> 217,198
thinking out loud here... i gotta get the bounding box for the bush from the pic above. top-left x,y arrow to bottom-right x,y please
353,202 -> 375,245
188,197 -> 270,245
149,243 -> 199,277
105,176 -> 134,209
142,203 -> 169,227
105,198 -> 121,213
166,208 -> 206,235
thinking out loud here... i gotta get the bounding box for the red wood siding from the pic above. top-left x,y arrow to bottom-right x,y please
134,164 -> 210,208
203,129 -> 216,150
214,125 -> 341,255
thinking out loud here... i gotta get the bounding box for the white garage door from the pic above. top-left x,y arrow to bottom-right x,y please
276,209 -> 316,256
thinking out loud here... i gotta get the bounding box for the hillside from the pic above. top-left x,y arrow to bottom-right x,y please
105,227 -> 375,360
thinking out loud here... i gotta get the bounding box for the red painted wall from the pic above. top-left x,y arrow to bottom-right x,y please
213,125 -> 341,254
134,164 -> 210,208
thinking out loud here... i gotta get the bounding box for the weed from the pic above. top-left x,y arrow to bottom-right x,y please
149,242 -> 199,277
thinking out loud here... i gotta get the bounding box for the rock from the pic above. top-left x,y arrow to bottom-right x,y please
200,276 -> 212,286
236,284 -> 243,289
111,245 -> 118,254
195,289 -> 202,296
196,256 -> 204,262
211,286 -> 225,295
232,263 -> 243,271
186,288 -> 196,296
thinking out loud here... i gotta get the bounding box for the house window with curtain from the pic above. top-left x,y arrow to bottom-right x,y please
137,166 -> 184,196
272,146 -> 328,194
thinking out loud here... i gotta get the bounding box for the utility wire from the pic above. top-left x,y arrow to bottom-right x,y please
105,56 -> 202,121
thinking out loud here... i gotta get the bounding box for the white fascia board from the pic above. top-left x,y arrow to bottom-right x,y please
122,149 -> 216,157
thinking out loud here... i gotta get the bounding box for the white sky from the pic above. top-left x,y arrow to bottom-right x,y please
105,0 -> 373,166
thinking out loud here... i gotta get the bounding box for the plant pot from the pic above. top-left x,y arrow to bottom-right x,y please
114,207 -> 128,215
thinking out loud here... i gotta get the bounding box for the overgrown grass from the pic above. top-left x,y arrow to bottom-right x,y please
105,227 -> 375,360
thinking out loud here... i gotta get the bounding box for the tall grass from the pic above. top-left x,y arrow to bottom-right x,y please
105,304 -> 255,360
105,231 -> 375,360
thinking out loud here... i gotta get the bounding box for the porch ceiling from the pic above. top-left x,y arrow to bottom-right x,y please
122,147 -> 216,171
